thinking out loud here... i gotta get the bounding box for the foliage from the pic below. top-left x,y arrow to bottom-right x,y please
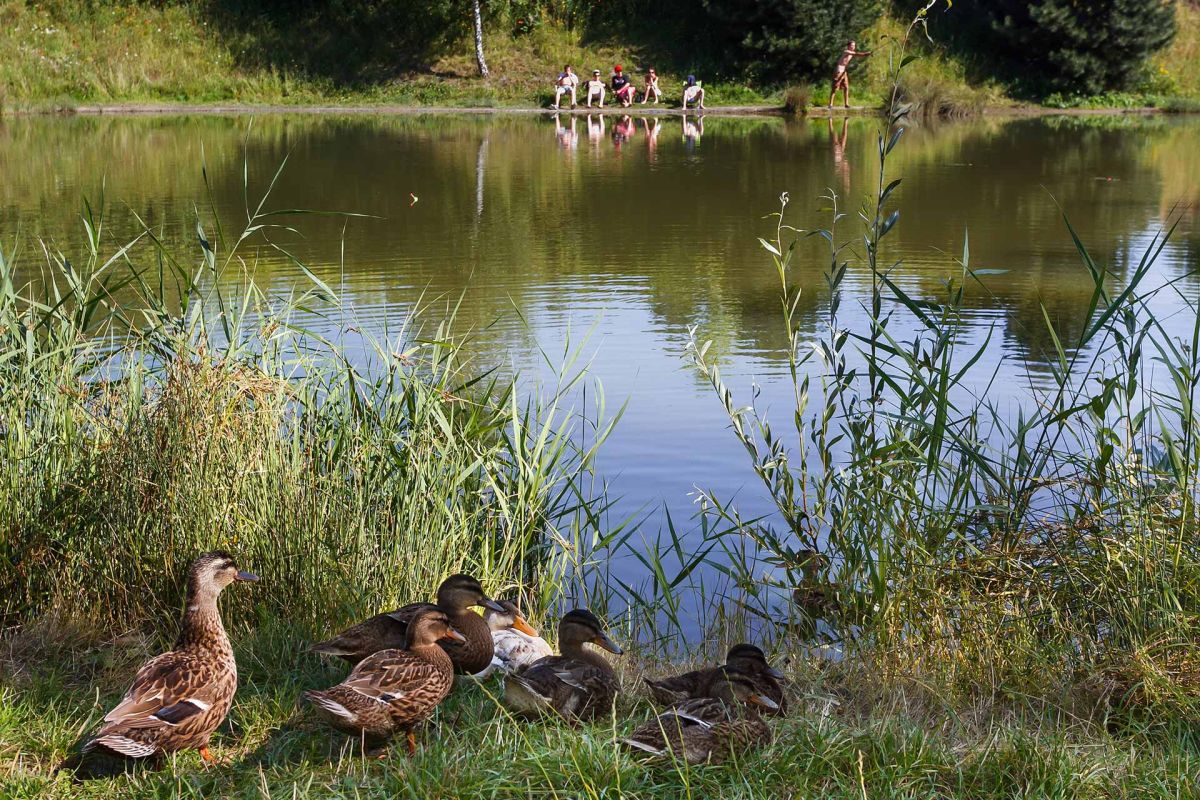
702,0 -> 882,82
939,0 -> 1178,97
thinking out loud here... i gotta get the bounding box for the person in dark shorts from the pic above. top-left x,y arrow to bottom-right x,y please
828,40 -> 872,109
611,65 -> 636,107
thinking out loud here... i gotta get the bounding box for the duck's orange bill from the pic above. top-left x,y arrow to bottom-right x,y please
512,617 -> 539,636
442,628 -> 467,643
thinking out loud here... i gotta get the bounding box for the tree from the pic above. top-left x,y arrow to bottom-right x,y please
947,0 -> 1177,96
472,0 -> 490,77
702,0 -> 881,82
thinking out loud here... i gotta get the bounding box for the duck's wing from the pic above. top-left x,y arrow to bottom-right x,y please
644,667 -> 711,705
341,649 -> 450,705
311,603 -> 436,661
87,651 -> 227,755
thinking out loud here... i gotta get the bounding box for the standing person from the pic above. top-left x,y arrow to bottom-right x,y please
681,75 -> 705,110
553,65 -> 578,109
585,69 -> 606,108
829,40 -> 872,109
611,65 -> 636,107
640,68 -> 661,104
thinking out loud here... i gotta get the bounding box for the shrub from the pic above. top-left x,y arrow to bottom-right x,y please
702,0 -> 882,82
940,0 -> 1178,97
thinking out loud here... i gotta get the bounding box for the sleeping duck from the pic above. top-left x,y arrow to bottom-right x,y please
63,551 -> 258,770
311,573 -> 504,674
470,599 -> 552,679
304,607 -> 462,755
623,668 -> 776,765
501,609 -> 623,720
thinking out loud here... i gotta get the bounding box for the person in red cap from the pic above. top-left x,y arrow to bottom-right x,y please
611,65 -> 635,108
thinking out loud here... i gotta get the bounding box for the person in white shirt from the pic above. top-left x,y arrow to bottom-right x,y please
681,75 -> 705,110
585,70 -> 606,108
553,65 -> 578,109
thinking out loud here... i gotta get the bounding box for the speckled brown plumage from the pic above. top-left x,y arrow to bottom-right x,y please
624,671 -> 775,765
644,643 -> 787,714
502,609 -> 622,720
74,552 -> 258,764
304,609 -> 458,752
311,574 -> 502,674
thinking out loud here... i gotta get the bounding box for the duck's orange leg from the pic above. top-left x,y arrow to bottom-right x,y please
406,730 -> 418,757
199,746 -> 215,764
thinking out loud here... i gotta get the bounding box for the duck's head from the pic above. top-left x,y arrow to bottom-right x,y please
558,609 -> 623,655
726,643 -> 785,680
187,550 -> 258,598
436,574 -> 506,614
722,669 -> 781,713
407,607 -> 467,648
484,599 -> 539,636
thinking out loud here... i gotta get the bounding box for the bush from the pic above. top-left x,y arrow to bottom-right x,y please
940,0 -> 1178,97
702,0 -> 881,82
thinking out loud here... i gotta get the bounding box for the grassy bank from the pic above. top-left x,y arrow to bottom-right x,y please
1,1 -> 1197,113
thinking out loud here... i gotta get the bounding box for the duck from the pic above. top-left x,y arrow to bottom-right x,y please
62,551 -> 259,770
644,643 -> 787,713
311,573 -> 504,674
470,599 -> 551,680
501,609 -> 623,720
304,607 -> 462,756
622,669 -> 777,765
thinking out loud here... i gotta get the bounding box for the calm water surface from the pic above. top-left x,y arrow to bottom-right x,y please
3,112 -> 1198,579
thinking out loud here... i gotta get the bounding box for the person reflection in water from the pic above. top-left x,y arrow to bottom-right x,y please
587,114 -> 606,152
641,117 -> 661,161
829,117 -> 850,192
554,113 -> 578,154
682,115 -> 704,152
612,115 -> 634,151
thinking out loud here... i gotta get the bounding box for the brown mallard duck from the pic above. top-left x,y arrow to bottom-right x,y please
622,669 -> 776,765
470,599 -> 550,679
311,573 -> 504,674
303,607 -> 462,755
644,643 -> 787,713
65,552 -> 258,768
501,609 -> 623,720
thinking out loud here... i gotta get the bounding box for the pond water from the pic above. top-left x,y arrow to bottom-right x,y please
2,111 -> 1198,590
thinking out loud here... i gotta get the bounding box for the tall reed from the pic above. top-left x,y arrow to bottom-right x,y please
0,176 -> 618,636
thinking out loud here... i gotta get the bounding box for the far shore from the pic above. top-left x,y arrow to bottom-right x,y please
2,101 -> 1186,120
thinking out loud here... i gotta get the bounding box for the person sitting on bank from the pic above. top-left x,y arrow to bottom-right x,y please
611,65 -> 636,108
554,65 -> 578,109
681,75 -> 705,110
829,40 -> 872,109
640,68 -> 661,104
585,70 -> 606,108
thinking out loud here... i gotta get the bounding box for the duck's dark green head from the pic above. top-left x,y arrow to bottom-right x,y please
188,550 -> 259,597
436,573 -> 505,613
559,608 -> 623,655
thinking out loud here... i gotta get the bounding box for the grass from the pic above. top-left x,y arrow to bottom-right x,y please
6,627 -> 1200,798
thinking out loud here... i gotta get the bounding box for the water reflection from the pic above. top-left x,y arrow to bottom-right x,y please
0,111 -> 1197,542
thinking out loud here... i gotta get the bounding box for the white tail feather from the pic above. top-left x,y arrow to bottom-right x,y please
303,691 -> 356,722
621,738 -> 665,755
87,735 -> 158,759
